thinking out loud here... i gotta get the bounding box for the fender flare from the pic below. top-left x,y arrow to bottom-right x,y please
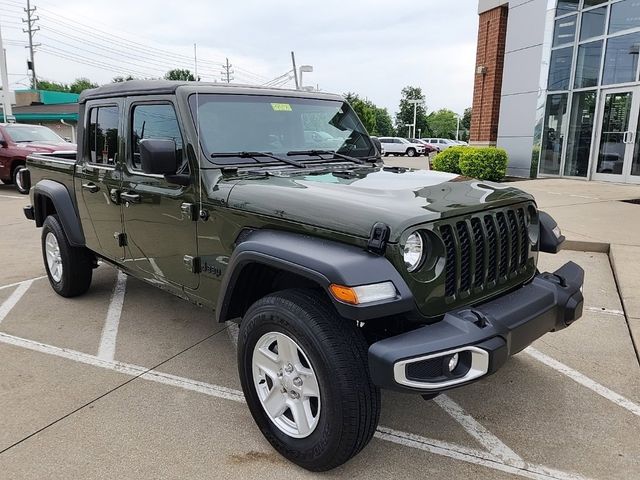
33,179 -> 86,247
216,229 -> 415,323
539,211 -> 565,254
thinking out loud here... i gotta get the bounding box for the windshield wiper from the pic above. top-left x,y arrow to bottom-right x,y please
286,149 -> 369,165
211,151 -> 305,168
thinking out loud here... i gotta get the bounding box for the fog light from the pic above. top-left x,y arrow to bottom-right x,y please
447,353 -> 459,373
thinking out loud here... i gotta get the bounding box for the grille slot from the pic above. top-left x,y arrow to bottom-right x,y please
440,205 -> 533,300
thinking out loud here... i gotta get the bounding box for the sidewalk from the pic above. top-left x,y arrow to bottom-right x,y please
516,179 -> 640,357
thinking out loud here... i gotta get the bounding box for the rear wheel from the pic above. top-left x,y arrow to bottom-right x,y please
406,148 -> 417,157
42,215 -> 93,297
238,289 -> 380,471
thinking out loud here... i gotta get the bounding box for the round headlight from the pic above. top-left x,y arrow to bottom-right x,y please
404,232 -> 424,272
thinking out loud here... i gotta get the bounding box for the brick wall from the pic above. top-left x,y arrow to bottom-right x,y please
470,6 -> 508,145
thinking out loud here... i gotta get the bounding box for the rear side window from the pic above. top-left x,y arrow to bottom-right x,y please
130,103 -> 185,171
87,106 -> 119,166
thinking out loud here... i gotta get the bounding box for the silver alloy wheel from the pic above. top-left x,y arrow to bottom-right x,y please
14,168 -> 25,192
45,232 -> 63,282
252,332 -> 321,439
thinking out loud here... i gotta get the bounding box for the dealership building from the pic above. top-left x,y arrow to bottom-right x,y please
471,0 -> 640,184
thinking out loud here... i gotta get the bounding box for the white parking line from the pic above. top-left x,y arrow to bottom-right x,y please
0,194 -> 24,200
0,276 -> 46,291
97,271 -> 127,361
435,394 -> 522,463
0,331 -> 585,480
0,280 -> 33,324
525,347 -> 640,417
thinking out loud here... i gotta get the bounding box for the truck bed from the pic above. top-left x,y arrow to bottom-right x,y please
27,152 -> 77,196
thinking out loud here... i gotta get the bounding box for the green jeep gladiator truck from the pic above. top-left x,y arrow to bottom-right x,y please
20,80 -> 584,471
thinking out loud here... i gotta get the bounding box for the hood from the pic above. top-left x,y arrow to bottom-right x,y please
15,142 -> 76,153
223,167 -> 534,241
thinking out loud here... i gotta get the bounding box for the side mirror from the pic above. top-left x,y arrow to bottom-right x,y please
139,139 -> 178,175
64,137 -> 71,143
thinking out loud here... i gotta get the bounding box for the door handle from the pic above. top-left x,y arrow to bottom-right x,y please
81,183 -> 99,193
120,192 -> 141,204
628,131 -> 635,144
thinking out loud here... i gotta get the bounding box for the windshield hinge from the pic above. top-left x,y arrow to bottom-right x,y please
367,222 -> 390,255
114,232 -> 127,247
183,255 -> 201,274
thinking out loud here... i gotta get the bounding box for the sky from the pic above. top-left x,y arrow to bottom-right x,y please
0,0 -> 479,118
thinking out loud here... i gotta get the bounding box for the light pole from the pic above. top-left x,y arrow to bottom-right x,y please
407,99 -> 423,139
299,65 -> 313,90
0,23 -> 13,123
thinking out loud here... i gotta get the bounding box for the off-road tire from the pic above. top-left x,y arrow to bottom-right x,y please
406,147 -> 417,157
42,215 -> 93,297
238,288 -> 380,471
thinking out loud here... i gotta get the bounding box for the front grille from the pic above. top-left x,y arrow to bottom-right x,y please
439,205 -> 532,299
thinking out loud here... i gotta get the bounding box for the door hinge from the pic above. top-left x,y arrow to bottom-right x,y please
114,232 -> 127,247
180,202 -> 198,221
183,255 -> 201,273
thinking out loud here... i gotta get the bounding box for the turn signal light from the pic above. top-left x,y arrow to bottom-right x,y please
329,284 -> 359,305
329,282 -> 397,305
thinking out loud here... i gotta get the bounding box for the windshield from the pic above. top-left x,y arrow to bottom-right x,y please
5,125 -> 65,143
189,94 -> 374,165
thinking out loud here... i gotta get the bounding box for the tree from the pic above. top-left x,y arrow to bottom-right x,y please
344,92 -> 377,134
36,80 -> 69,92
68,78 -> 99,94
460,107 -> 472,141
164,69 -> 196,81
112,75 -> 136,83
395,86 -> 429,138
426,109 -> 458,139
373,107 -> 394,137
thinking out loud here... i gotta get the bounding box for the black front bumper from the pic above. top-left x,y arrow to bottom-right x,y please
368,261 -> 584,393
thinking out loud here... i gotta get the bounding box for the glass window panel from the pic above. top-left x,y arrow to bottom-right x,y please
583,0 -> 607,6
609,0 -> 640,34
580,6 -> 607,41
131,104 -> 184,171
557,0 -> 579,16
602,32 -> 640,85
575,40 -> 603,88
540,94 -> 569,175
597,91 -> 632,174
564,91 -> 597,177
548,47 -> 573,91
553,15 -> 577,46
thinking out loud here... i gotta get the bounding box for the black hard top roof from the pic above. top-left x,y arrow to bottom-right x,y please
79,80 -> 344,103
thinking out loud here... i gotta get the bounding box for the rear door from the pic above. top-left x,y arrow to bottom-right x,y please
77,100 -> 124,260
120,97 -> 199,289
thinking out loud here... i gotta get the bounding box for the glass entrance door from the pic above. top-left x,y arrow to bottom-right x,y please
593,87 -> 640,183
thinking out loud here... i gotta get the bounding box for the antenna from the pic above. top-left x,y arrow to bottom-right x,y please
194,43 -> 204,218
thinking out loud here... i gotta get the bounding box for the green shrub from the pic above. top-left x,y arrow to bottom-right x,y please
458,147 -> 508,182
432,146 -> 468,174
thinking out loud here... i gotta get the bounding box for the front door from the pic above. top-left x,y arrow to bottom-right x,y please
593,87 -> 640,184
120,98 -> 199,290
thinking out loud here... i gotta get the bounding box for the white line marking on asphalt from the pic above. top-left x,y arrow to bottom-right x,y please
0,331 -> 586,480
435,394 -> 522,463
0,194 -> 24,200
97,271 -> 127,361
526,347 -> 640,417
0,280 -> 33,324
585,306 -> 626,317
0,276 -> 46,291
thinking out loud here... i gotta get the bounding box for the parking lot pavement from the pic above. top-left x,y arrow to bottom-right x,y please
1,189 -> 640,479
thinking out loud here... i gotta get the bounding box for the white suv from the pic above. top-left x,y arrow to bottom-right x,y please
423,138 -> 458,151
378,137 -> 425,157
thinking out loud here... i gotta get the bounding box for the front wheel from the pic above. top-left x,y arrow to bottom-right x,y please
238,289 -> 380,471
13,166 -> 29,194
42,215 -> 93,297
406,148 -> 416,157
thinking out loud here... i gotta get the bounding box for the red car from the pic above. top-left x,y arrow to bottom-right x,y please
409,138 -> 438,155
0,123 -> 75,193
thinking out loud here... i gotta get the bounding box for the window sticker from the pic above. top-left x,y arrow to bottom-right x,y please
271,103 -> 292,112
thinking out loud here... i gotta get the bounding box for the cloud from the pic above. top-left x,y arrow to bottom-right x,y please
1,0 -> 478,115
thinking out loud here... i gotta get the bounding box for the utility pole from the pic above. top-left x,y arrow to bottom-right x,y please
408,99 -> 423,139
221,57 -> 234,83
290,51 -> 299,90
0,23 -> 14,122
23,0 -> 40,89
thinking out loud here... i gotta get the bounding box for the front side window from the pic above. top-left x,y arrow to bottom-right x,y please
87,106 -> 119,166
131,104 -> 184,171
189,94 -> 374,165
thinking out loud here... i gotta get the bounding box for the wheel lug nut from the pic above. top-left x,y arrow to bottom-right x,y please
285,363 -> 294,373
293,377 -> 303,387
289,391 -> 300,399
